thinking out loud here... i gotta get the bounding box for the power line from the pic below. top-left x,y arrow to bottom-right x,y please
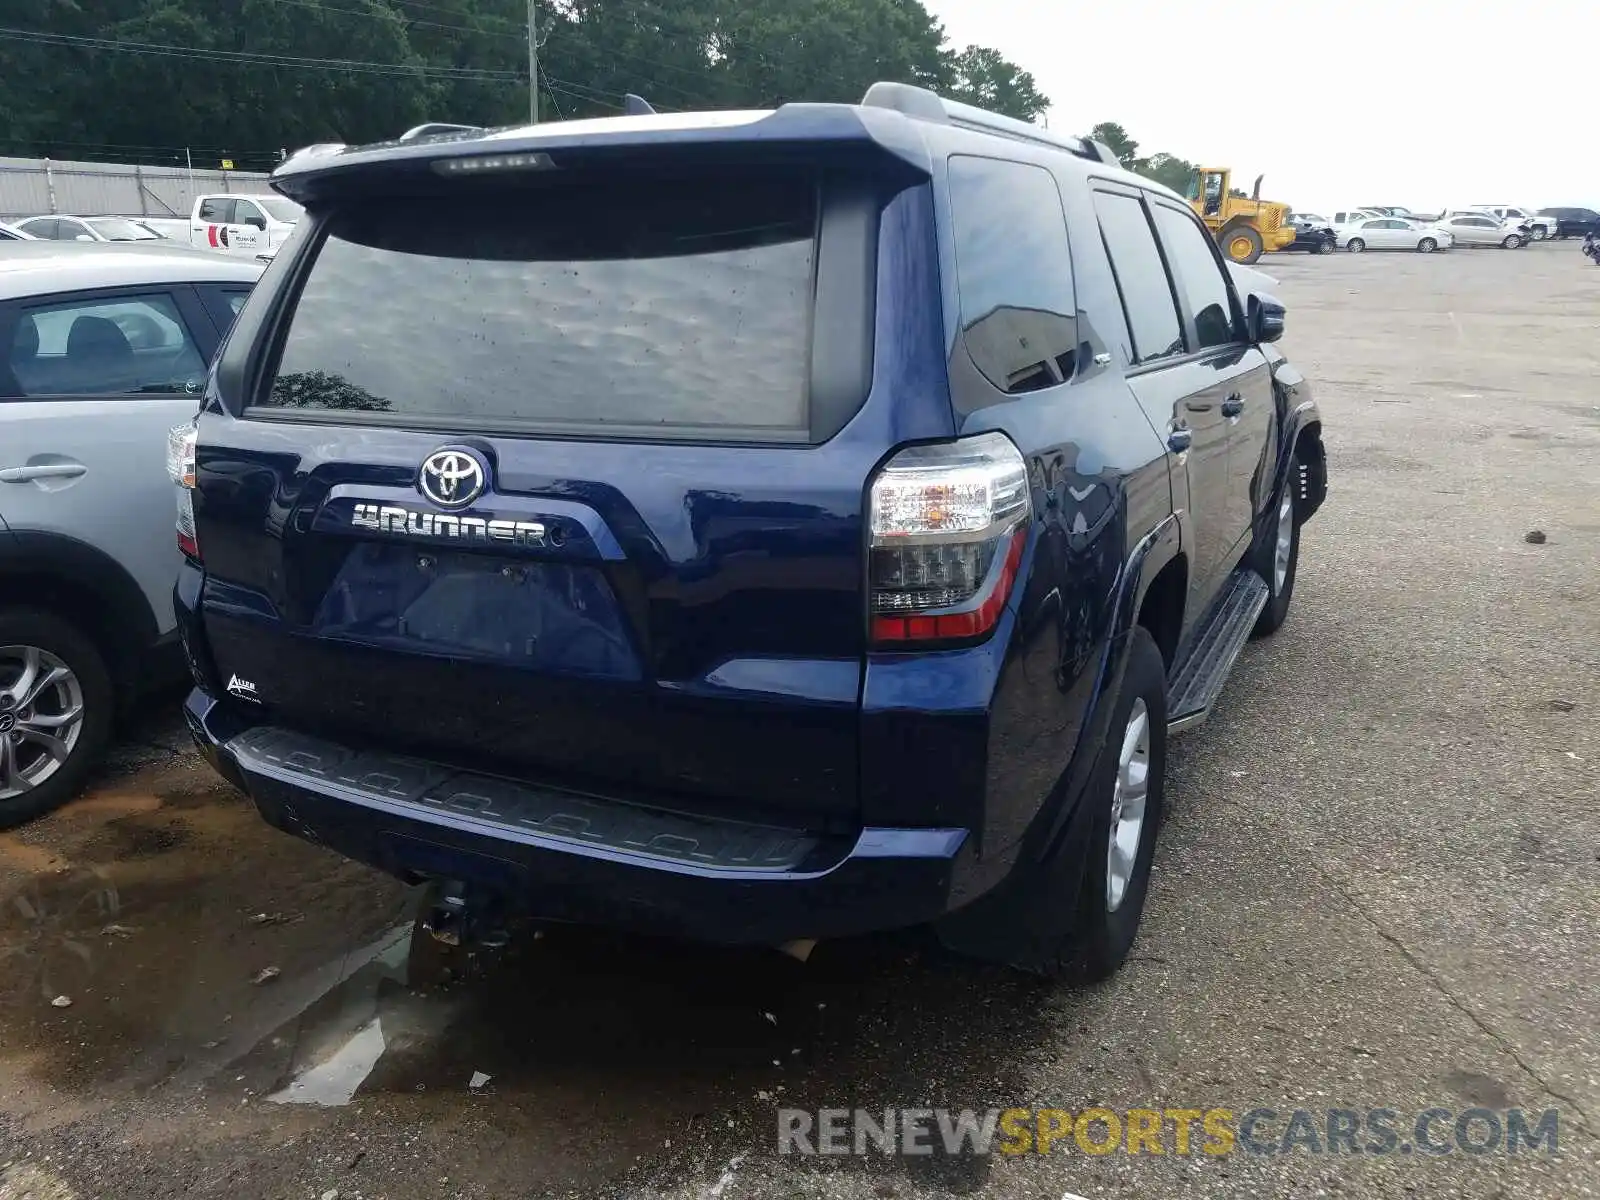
254,0 -> 524,41
0,25 -> 523,80
543,77 -> 624,112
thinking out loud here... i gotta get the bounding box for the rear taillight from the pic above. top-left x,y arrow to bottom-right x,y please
166,421 -> 199,560
868,432 -> 1031,646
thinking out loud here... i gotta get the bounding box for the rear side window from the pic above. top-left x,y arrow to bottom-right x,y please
1150,205 -> 1236,350
3,292 -> 207,398
947,156 -> 1076,393
1093,191 -> 1183,364
260,172 -> 820,439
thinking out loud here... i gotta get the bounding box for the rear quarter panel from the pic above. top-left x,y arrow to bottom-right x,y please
860,146 -> 1173,886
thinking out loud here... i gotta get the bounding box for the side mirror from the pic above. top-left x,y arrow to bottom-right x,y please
1248,293 -> 1286,343
245,216 -> 267,230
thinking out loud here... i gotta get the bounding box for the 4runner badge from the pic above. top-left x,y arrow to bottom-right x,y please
351,503 -> 547,548
227,674 -> 261,703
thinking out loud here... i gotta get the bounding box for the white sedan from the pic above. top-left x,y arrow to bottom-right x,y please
1339,217 -> 1454,253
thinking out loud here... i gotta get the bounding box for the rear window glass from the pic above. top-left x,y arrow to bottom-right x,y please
260,173 -> 819,437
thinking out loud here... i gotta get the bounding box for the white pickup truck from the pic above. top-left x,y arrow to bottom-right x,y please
142,193 -> 303,257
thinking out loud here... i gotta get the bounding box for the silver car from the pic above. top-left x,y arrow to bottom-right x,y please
0,242 -> 261,826
14,215 -> 167,244
1439,213 -> 1527,249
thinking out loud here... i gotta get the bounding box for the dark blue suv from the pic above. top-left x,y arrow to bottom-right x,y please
173,83 -> 1326,980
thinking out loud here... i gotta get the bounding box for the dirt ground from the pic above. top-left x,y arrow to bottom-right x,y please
1,240 -> 1597,1200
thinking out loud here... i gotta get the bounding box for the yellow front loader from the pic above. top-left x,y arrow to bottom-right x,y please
1186,168 -> 1295,264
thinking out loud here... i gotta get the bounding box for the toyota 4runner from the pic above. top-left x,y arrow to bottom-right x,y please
174,83 -> 1327,979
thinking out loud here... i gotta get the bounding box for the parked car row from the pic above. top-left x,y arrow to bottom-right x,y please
2,193 -> 302,260
1280,203 -> 1600,255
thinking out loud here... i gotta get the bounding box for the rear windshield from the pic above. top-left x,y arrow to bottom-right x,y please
259,172 -> 818,438
86,218 -> 158,241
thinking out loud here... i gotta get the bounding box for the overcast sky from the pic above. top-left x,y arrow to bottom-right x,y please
925,0 -> 1588,213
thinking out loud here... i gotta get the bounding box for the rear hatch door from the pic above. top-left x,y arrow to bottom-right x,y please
195,136 -> 946,829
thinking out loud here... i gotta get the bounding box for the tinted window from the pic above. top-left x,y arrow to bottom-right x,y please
1150,205 -> 1236,350
233,200 -> 264,225
19,218 -> 57,239
263,172 -> 819,437
3,292 -> 206,398
198,198 -> 233,223
1093,191 -> 1183,363
947,156 -> 1077,394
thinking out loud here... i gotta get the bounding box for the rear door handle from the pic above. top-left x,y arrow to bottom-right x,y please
0,463 -> 87,483
1221,394 -> 1245,418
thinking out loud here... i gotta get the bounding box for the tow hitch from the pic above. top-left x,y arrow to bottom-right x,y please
412,881 -> 513,984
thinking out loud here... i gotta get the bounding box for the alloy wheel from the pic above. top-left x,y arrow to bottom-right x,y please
1106,698 -> 1151,913
1273,489 -> 1295,594
0,646 -> 86,800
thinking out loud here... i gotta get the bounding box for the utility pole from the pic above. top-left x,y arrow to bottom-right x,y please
527,0 -> 539,124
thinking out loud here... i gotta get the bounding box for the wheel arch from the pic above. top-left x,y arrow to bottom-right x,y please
0,531 -> 159,702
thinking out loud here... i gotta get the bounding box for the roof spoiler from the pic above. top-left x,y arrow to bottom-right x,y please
859,81 -> 1119,167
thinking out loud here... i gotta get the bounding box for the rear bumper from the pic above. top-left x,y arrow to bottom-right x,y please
183,689 -> 993,945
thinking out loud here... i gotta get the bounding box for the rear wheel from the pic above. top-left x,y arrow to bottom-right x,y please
0,610 -> 114,830
935,628 -> 1168,981
1222,225 -> 1264,264
1252,482 -> 1299,637
1418,237 -> 1437,253
1501,234 -> 1523,249
1346,237 -> 1366,253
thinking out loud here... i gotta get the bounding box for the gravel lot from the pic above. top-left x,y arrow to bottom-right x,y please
2,241 -> 1597,1200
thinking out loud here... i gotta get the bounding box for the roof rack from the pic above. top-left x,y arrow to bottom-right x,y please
859,81 -> 1120,167
398,122 -> 483,141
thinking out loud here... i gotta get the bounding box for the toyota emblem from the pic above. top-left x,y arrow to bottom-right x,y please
418,447 -> 488,508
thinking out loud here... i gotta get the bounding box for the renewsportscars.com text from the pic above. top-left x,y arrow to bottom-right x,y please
778,1106 -> 1560,1158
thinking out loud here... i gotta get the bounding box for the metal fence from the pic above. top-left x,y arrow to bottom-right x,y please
0,157 -> 273,222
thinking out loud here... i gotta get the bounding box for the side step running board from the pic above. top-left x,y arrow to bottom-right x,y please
1166,570 -> 1269,734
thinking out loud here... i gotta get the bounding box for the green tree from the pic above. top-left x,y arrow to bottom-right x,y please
1088,121 -> 1139,168
1137,151 -> 1198,195
0,0 -> 1051,160
940,45 -> 1047,121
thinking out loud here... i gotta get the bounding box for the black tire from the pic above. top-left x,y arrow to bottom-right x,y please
1066,626 -> 1168,981
1418,237 -> 1437,253
1251,479 -> 1300,638
1221,225 -> 1264,265
1346,237 -> 1366,253
935,627 -> 1168,982
0,609 -> 114,830
1315,238 -> 1335,255
1501,234 -> 1523,249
